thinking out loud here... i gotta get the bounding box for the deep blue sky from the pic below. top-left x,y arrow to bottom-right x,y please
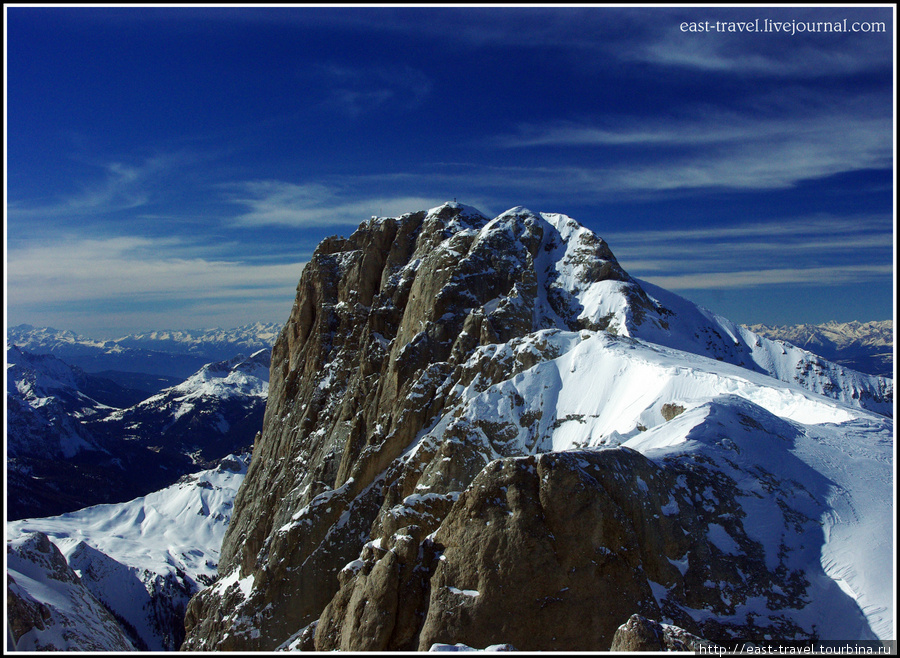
5,5 -> 895,337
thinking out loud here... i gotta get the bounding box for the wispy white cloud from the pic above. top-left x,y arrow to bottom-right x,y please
222,180 -> 444,227
493,97 -> 891,192
644,264 -> 893,291
8,152 -> 197,218
602,214 -> 892,244
497,106 -> 886,147
601,214 -> 894,290
6,235 -> 307,309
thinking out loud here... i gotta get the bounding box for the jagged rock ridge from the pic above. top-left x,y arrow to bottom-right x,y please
182,203 -> 892,651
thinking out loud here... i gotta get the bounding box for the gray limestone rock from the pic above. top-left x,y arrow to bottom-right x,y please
611,614 -> 717,651
181,204 -> 879,651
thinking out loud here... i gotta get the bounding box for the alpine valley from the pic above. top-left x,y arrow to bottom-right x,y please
6,204 -> 895,651
6,326 -> 275,520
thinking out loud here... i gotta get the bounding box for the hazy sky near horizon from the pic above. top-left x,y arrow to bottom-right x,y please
5,5 -> 895,337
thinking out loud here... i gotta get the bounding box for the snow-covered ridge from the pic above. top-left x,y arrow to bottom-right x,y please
7,454 -> 250,651
444,329 -> 866,458
100,350 -> 270,438
629,280 -> 892,417
167,349 -> 270,400
417,204 -> 891,417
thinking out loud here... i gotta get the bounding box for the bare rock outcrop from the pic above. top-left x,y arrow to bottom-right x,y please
316,436 -> 840,651
611,614 -> 717,651
182,203 -> 644,650
182,203 -> 887,651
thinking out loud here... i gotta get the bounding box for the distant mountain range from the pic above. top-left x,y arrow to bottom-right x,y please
6,343 -> 271,520
744,320 -> 893,378
7,322 -> 281,380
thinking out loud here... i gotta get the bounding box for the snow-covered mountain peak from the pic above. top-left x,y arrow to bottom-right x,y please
494,205 -> 541,220
172,350 -> 270,400
409,206 -> 891,416
8,324 -> 106,349
181,202 -> 893,650
426,201 -> 490,222
7,345 -> 82,393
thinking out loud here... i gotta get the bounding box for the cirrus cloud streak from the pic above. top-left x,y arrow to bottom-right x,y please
7,236 -> 303,310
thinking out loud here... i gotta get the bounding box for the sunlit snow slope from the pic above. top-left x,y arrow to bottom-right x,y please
7,454 -> 248,651
410,328 -> 893,640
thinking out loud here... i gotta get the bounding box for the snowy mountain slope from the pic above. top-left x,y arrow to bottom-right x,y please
624,374 -> 889,641
605,280 -> 892,417
7,454 -> 249,651
7,348 -> 270,520
390,328 -> 893,641
91,350 -> 269,465
7,532 -> 135,651
438,329 -> 860,457
182,203 -> 895,651
6,345 -> 113,460
745,320 -> 894,378
625,395 -> 892,641
491,208 -> 891,416
7,322 -> 280,378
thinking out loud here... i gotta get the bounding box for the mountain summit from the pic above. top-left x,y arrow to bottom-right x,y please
181,204 -> 893,650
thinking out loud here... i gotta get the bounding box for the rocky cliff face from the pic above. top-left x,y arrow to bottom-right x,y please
182,203 -> 892,651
